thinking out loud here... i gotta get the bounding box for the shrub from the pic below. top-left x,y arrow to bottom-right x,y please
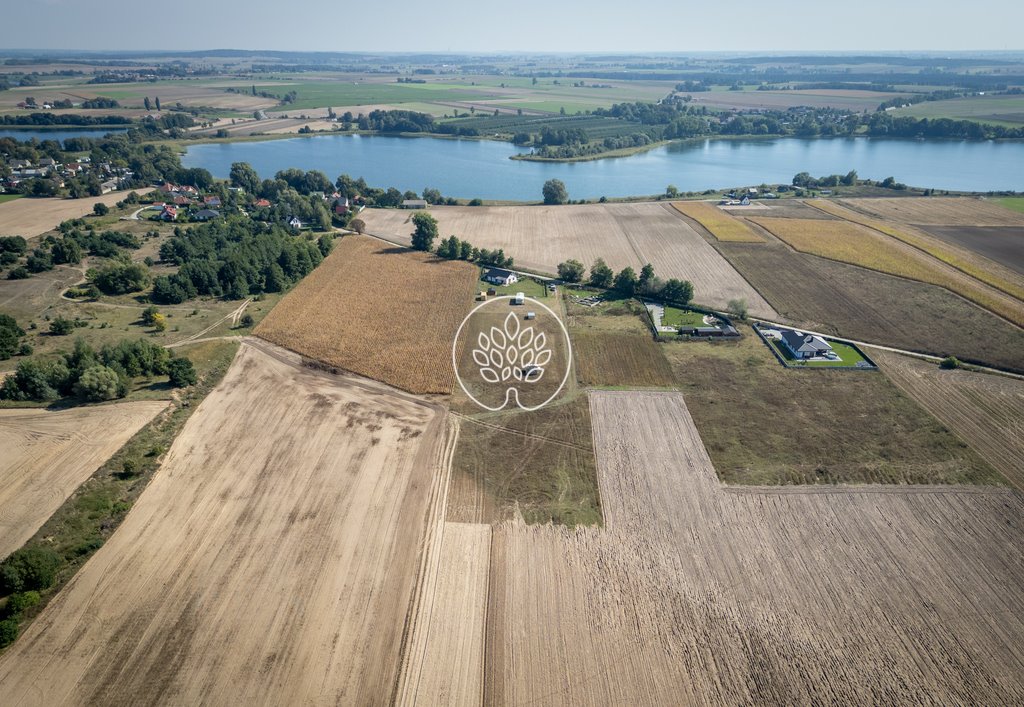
167,357 -> 197,387
93,202 -> 109,216
0,546 -> 62,594
5,590 -> 41,616
6,266 -> 29,280
349,218 -> 365,234
141,305 -> 160,326
240,313 -> 255,328
91,262 -> 150,295
940,356 -> 961,370
74,364 -> 125,401
0,618 -> 17,648
726,297 -> 748,320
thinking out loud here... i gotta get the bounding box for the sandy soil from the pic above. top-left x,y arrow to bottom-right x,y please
360,203 -> 777,317
0,401 -> 167,559
398,522 -> 490,707
191,118 -> 338,136
0,340 -> 448,705
478,391 -> 1024,704
0,191 -> 150,238
876,350 -> 1024,490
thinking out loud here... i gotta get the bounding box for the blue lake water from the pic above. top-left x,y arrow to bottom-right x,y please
0,128 -> 129,143
180,133 -> 1024,200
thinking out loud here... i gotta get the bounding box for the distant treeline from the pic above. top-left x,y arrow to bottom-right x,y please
0,113 -> 132,127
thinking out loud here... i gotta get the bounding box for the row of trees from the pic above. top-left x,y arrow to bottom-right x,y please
409,213 -> 515,267
0,337 -> 195,403
558,258 -> 694,304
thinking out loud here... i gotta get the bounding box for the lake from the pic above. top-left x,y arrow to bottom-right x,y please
0,128 -> 129,143
181,134 -> 1024,200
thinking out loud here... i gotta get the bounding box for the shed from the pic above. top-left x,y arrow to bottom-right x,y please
401,199 -> 427,209
514,292 -> 525,305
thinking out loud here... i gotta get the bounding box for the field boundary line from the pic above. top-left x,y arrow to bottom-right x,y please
806,199 -> 1024,304
722,483 -> 1014,497
753,216 -> 1024,328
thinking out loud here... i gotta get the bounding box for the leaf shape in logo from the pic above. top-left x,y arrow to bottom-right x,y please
480,367 -> 499,383
534,332 -> 546,352
477,331 -> 491,352
472,349 -> 490,367
503,312 -> 520,342
506,344 -> 518,366
519,326 -> 534,350
534,349 -> 552,368
489,348 -> 504,369
490,326 -> 506,350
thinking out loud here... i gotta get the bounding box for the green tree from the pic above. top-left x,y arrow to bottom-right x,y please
940,356 -> 961,370
229,162 -> 261,193
411,211 -> 439,251
349,218 -> 365,234
0,546 -> 62,594
557,259 -> 585,283
144,96 -> 151,111
93,202 -> 109,217
542,179 -> 569,205
588,258 -> 613,288
613,267 -> 639,296
74,365 -> 124,401
0,313 -> 25,360
665,185 -> 680,199
141,305 -> 160,326
167,357 -> 197,387
661,279 -> 695,305
638,263 -> 655,292
155,96 -> 161,111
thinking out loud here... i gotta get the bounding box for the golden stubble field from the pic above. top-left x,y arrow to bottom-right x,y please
406,391 -> 1024,704
256,235 -> 478,394
671,200 -> 764,242
359,203 -> 777,318
0,340 -> 449,704
0,190 -> 153,238
0,401 -> 167,559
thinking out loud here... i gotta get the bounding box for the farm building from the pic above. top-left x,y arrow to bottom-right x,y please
780,330 -> 833,359
484,268 -> 519,286
681,325 -> 740,338
401,199 -> 428,209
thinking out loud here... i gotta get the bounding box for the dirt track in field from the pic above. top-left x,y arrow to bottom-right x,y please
468,391 -> 1024,704
0,191 -> 151,238
0,401 -> 167,559
359,203 -> 777,318
0,341 -> 448,705
876,350 -> 1024,490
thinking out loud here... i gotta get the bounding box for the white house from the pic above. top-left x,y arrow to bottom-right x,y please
288,216 -> 303,230
484,267 -> 518,286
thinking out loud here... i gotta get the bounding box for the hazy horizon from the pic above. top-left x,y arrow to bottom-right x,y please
1,0 -> 1021,54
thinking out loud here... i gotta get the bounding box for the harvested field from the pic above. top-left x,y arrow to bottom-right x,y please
0,401 -> 167,559
398,522 -> 490,707
0,192 -> 147,238
917,225 -> 1024,275
810,199 -> 1024,303
752,216 -> 1024,325
843,196 -> 1024,226
718,242 -> 1024,373
255,235 -> 478,394
876,351 -> 1024,490
573,331 -> 675,388
670,201 -> 764,242
483,391 -> 1024,704
0,340 -> 447,704
662,326 -> 996,486
448,394 -> 600,526
359,203 -> 777,318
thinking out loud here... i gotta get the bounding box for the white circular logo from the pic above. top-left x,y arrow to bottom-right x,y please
452,296 -> 572,411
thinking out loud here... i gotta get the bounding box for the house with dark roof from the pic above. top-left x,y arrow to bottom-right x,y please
192,209 -> 221,221
483,268 -> 518,286
779,330 -> 832,359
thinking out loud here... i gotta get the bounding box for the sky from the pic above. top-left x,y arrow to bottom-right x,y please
0,0 -> 1021,53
